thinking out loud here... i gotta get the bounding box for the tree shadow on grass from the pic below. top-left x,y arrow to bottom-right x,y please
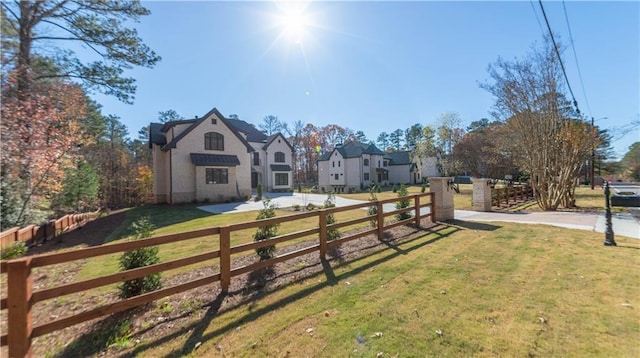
444,219 -> 502,231
128,225 -> 460,357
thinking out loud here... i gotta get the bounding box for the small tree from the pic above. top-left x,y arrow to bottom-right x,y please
367,189 -> 378,228
324,193 -> 341,241
254,199 -> 279,260
119,216 -> 162,298
392,183 -> 398,193
395,183 -> 412,221
256,183 -> 263,201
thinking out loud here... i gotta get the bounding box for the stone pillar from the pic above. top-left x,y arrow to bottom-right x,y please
472,178 -> 492,212
429,177 -> 454,221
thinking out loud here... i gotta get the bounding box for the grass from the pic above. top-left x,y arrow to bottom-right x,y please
125,221 -> 640,357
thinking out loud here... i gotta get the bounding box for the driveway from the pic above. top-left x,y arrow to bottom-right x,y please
198,192 -> 368,214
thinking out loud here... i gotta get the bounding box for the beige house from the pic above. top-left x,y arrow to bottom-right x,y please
149,107 -> 293,204
317,141 -> 439,193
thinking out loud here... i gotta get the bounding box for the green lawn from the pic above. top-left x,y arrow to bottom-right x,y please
24,198 -> 640,357
126,221 -> 640,357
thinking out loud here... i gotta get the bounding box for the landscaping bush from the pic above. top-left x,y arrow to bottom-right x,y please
395,183 -> 412,221
1,241 -> 27,260
367,189 -> 378,228
324,193 -> 341,241
254,199 -> 279,260
392,183 -> 397,193
118,216 -> 162,298
256,183 -> 263,201
421,184 -> 427,193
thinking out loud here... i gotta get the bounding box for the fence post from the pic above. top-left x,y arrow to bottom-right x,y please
376,201 -> 384,240
319,210 -> 327,259
219,225 -> 231,293
414,195 -> 421,228
8,257 -> 33,358
496,189 -> 501,208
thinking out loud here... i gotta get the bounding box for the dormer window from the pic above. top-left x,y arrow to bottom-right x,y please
205,132 -> 224,150
274,151 -> 285,163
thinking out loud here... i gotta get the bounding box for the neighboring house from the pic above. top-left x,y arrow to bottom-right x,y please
317,141 -> 440,193
149,107 -> 293,204
413,156 -> 440,182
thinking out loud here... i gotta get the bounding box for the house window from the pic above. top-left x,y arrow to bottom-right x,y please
211,118 -> 217,124
338,161 -> 341,167
204,132 -> 224,150
383,161 -> 388,167
274,151 -> 285,163
364,173 -> 369,180
275,173 -> 288,186
363,159 -> 369,166
378,160 -> 381,167
332,161 -> 335,168
253,152 -> 260,165
206,168 -> 228,184
334,174 -> 339,180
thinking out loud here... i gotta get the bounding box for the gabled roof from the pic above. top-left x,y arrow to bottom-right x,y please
263,133 -> 294,152
386,151 -> 412,166
158,108 -> 254,153
226,117 -> 268,142
190,153 -> 241,166
318,141 -> 386,161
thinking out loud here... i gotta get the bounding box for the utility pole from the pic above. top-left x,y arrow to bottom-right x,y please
590,117 -> 595,190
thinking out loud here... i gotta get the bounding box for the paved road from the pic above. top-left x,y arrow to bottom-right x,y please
198,192 -> 639,239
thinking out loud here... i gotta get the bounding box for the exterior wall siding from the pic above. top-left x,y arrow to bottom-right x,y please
389,164 -> 411,184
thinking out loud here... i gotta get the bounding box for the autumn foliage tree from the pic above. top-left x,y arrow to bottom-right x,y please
1,75 -> 88,226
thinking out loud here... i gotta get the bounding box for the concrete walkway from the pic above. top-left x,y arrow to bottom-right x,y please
198,192 -> 639,239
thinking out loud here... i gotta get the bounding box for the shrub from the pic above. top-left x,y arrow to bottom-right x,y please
292,204 -> 301,211
118,216 -> 162,298
256,183 -> 263,201
395,183 -> 413,221
392,183 -> 397,193
324,193 -> 341,241
1,241 -> 27,260
421,184 -> 427,193
376,185 -> 381,193
367,189 -> 378,228
254,199 -> 279,260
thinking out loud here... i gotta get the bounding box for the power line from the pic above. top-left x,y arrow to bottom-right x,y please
562,0 -> 592,117
537,0 -> 581,116
529,0 -> 545,35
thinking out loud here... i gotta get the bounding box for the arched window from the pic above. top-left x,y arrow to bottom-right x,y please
274,151 -> 285,163
363,158 -> 369,166
205,132 -> 224,150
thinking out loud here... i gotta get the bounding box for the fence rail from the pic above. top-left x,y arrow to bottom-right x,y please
491,185 -> 534,208
0,210 -> 101,249
0,193 -> 435,357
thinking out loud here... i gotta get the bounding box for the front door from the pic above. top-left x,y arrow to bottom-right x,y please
251,172 -> 258,188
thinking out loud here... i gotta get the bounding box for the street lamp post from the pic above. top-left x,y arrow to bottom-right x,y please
590,117 -> 595,190
603,181 -> 617,246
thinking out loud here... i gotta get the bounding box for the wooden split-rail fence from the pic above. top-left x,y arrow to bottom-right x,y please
0,210 -> 102,249
1,193 -> 436,357
491,184 -> 534,209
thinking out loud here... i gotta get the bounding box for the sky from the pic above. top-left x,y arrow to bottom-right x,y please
89,0 -> 639,160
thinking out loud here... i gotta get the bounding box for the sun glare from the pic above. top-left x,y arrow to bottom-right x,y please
278,5 -> 311,44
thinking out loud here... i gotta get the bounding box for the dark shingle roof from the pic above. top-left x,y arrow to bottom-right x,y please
190,153 -> 240,166
226,118 -> 267,142
270,164 -> 292,171
318,141 -> 386,161
386,151 -> 412,166
149,123 -> 166,148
